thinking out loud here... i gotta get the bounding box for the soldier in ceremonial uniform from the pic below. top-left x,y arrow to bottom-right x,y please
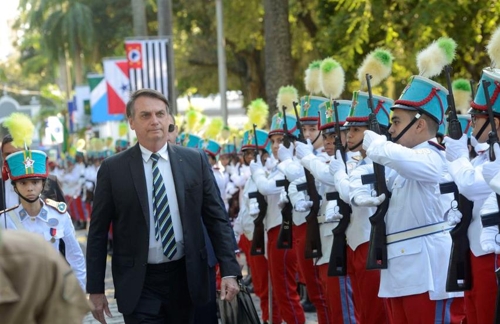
364,62 -> 464,322
447,67 -> 500,324
0,144 -> 86,290
250,111 -> 306,324
329,91 -> 393,324
277,91 -> 331,322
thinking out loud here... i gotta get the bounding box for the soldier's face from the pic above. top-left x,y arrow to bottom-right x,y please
270,134 -> 284,159
15,179 -> 44,201
322,133 -> 336,156
347,126 -> 368,152
302,124 -> 323,149
389,109 -> 418,147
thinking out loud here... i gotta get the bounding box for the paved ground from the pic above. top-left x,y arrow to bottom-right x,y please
78,230 -> 319,324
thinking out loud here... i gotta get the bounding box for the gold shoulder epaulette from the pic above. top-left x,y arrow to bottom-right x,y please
45,199 -> 67,214
0,204 -> 20,215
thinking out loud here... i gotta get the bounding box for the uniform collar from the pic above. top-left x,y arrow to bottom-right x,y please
140,142 -> 170,163
18,203 -> 48,222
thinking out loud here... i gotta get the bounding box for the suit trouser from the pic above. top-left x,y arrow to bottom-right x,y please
347,243 -> 389,324
193,266 -> 218,324
387,293 -> 465,324
294,223 -> 331,324
318,263 -> 358,324
267,226 -> 306,324
464,251 -> 499,324
123,258 -> 194,324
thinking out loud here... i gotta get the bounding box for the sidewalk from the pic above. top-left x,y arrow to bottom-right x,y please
78,230 -> 319,324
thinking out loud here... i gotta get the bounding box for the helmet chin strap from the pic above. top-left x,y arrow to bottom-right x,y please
311,131 -> 322,146
472,119 -> 490,144
391,113 -> 421,143
13,180 -> 46,204
349,140 -> 363,151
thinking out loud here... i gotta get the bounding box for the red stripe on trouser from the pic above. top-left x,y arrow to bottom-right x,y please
246,245 -> 282,324
347,243 -> 389,324
388,293 -> 465,323
85,202 -> 92,222
294,223 -> 331,324
318,264 -> 359,324
66,195 -> 85,221
267,226 -> 305,324
464,252 -> 499,324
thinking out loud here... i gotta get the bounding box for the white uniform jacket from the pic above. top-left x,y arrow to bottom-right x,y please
368,139 -> 460,300
448,151 -> 492,256
252,167 -> 284,231
0,200 -> 86,290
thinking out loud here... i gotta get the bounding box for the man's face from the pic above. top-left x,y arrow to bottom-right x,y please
128,96 -> 170,147
347,126 -> 368,152
219,155 -> 230,166
2,142 -> 21,161
243,150 -> 255,165
471,114 -> 493,143
388,109 -> 418,147
302,124 -> 323,149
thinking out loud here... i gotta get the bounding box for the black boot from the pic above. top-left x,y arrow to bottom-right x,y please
300,286 -> 316,313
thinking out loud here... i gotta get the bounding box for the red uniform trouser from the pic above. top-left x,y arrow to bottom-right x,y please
464,251 -> 500,324
267,226 -> 305,324
239,235 -> 282,323
387,293 -> 465,324
348,243 -> 389,324
294,223 -> 331,324
85,202 -> 92,222
65,195 -> 85,221
318,263 -> 358,324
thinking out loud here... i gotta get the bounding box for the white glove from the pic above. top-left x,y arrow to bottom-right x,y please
480,226 -> 500,254
445,203 -> 462,226
225,162 -> 240,176
444,134 -> 469,162
249,155 -> 264,174
278,190 -> 289,209
325,202 -> 342,221
471,136 -> 489,154
482,143 -> 500,184
295,199 -> 313,212
249,198 -> 260,217
353,193 -> 386,207
226,184 -> 239,197
329,150 -> 347,177
295,139 -> 314,160
265,155 -> 278,171
362,130 -> 387,151
278,143 -> 295,162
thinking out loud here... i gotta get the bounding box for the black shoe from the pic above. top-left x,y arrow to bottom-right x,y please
301,299 -> 316,313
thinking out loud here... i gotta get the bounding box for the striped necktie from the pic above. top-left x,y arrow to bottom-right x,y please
151,153 -> 177,259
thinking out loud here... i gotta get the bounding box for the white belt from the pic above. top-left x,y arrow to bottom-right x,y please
317,215 -> 339,225
386,221 -> 453,244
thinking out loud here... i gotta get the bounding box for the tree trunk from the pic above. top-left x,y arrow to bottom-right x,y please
263,0 -> 293,121
131,0 -> 148,36
73,45 -> 84,86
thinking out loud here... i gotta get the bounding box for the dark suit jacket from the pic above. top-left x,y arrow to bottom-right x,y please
86,143 -> 241,314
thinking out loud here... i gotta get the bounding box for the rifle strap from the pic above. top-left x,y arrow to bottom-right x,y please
386,221 -> 453,244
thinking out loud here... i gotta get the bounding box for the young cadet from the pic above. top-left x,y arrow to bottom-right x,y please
276,94 -> 331,322
363,70 -> 464,322
292,99 -> 359,323
234,128 -> 282,324
328,90 -> 393,324
0,146 -> 86,290
250,112 -> 306,324
446,68 -> 500,324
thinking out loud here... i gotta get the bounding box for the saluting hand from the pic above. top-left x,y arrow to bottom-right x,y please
220,277 -> 240,302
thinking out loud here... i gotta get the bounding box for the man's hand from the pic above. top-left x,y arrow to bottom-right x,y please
295,139 -> 314,159
444,134 -> 469,162
220,277 -> 240,302
278,143 -> 294,162
329,150 -> 347,176
353,193 -> 386,207
295,199 -> 313,212
363,130 -> 387,151
89,293 -> 112,324
249,155 -> 264,174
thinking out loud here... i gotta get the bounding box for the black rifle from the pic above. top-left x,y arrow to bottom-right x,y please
249,124 -> 268,256
328,100 -> 352,276
440,65 -> 473,292
363,74 -> 390,270
276,106 -> 293,249
293,102 -> 322,259
478,80 -> 500,324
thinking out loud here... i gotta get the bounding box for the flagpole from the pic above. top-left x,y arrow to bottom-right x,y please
157,0 -> 177,115
216,0 -> 228,126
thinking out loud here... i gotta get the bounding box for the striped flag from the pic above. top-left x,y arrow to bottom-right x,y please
103,57 -> 130,114
125,38 -> 169,97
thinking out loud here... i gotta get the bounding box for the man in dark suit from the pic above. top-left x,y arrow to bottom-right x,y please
86,89 -> 241,324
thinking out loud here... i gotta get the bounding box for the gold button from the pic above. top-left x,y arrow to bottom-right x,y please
30,217 -> 36,222
401,249 -> 405,254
